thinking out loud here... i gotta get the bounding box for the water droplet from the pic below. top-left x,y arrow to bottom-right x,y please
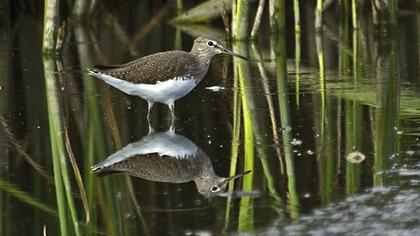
205,86 -> 225,92
291,138 -> 302,146
406,151 -> 415,156
194,199 -> 202,206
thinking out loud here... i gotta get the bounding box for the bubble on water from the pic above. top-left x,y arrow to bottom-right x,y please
307,150 -> 314,155
303,193 -> 311,198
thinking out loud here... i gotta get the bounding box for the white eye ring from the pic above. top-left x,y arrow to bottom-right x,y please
211,186 -> 219,192
207,41 -> 215,47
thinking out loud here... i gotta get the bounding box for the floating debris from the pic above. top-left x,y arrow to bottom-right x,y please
346,151 -> 366,164
205,86 -> 225,92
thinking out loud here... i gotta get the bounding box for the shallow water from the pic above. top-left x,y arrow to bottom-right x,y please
1,1 -> 420,235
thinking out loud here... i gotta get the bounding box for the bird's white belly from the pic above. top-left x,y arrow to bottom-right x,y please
89,71 -> 197,105
137,78 -> 197,104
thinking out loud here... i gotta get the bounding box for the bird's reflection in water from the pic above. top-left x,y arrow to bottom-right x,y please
92,123 -> 251,197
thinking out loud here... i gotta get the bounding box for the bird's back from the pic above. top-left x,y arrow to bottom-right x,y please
91,51 -> 202,84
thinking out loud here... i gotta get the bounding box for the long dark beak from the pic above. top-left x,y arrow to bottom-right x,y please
221,170 -> 251,186
218,45 -> 249,60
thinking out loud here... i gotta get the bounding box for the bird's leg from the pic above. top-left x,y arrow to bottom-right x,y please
168,102 -> 176,119
147,101 -> 154,120
147,119 -> 155,135
169,117 -> 176,134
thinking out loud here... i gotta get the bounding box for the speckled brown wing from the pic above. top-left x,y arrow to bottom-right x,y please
92,51 -> 201,84
95,153 -> 204,183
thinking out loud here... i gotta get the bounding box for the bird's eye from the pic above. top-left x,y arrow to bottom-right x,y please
207,41 -> 215,47
211,186 -> 219,192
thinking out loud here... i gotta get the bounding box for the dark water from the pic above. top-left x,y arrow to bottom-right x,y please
1,1 -> 420,235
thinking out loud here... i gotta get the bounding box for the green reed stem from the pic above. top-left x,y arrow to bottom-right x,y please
276,37 -> 299,220
233,0 -> 250,40
43,0 -> 60,54
295,31 -> 301,107
224,57 -> 242,231
345,101 -> 363,195
315,0 -> 323,31
316,33 -> 326,135
234,41 -> 255,231
351,0 -> 358,29
73,22 -> 121,235
293,0 -> 300,33
44,56 -> 80,236
250,0 -> 265,39
373,32 -> 399,187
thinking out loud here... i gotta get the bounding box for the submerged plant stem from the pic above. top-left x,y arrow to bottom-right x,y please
250,0 -> 265,39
